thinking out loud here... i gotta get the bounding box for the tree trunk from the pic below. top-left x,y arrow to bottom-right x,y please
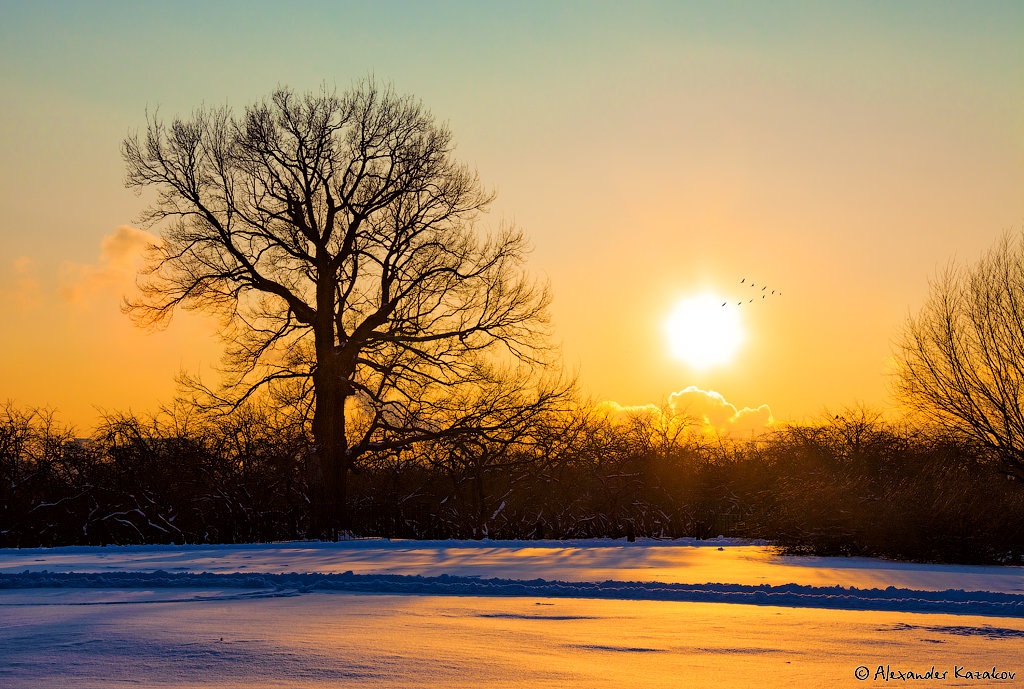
311,371 -> 350,539
312,288 -> 351,539
309,258 -> 352,540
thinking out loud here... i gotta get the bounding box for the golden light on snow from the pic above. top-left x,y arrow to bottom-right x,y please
665,294 -> 744,369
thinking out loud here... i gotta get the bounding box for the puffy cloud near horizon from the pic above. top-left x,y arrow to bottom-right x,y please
59,226 -> 160,304
593,400 -> 661,423
668,386 -> 774,435
598,387 -> 773,438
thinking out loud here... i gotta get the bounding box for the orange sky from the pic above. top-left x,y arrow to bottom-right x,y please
1,2 -> 1022,432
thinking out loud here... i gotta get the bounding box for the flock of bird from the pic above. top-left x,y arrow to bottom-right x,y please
723,278 -> 782,307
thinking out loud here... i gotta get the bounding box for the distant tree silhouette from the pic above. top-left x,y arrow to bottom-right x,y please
896,231 -> 1024,480
122,81 -> 562,537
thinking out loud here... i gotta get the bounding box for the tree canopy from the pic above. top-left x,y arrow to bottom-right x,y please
896,231 -> 1024,480
123,82 -> 567,535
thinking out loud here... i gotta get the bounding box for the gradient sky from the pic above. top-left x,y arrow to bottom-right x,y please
1,0 -> 1022,431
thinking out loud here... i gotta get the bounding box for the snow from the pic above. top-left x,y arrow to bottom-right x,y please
2,539 -> 1023,687
3,537 -> 1022,594
4,570 -> 1024,618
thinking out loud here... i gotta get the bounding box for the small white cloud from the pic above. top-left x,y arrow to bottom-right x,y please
598,387 -> 774,439
59,226 -> 160,303
668,385 -> 774,435
594,400 -> 661,423
731,404 -> 774,434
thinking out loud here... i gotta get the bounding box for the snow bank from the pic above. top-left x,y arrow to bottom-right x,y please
5,569 -> 1024,618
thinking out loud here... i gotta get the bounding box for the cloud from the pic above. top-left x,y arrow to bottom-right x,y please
593,400 -> 662,424
668,386 -> 774,436
59,226 -> 160,304
597,387 -> 774,439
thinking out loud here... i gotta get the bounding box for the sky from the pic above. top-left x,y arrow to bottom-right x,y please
1,0 -> 1021,432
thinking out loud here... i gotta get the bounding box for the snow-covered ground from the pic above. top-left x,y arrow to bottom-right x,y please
4,537 -> 1023,594
2,539 -> 1023,687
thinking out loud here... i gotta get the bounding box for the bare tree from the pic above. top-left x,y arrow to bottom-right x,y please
122,82 -> 561,536
895,231 -> 1024,480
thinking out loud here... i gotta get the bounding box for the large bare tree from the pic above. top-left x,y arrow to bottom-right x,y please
122,82 -> 562,536
895,231 -> 1024,480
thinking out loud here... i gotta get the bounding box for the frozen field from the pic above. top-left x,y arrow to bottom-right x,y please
2,539 -> 1023,687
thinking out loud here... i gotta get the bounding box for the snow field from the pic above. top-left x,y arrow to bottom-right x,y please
2,539 -> 1023,688
3,593 -> 1023,688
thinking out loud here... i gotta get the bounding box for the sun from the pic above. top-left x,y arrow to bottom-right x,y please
665,294 -> 744,369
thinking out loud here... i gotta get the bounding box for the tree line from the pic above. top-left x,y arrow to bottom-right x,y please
3,401 -> 1022,564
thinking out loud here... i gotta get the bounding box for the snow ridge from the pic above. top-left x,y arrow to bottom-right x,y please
4,570 -> 1024,618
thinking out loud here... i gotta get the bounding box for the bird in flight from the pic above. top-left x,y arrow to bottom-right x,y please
733,277 -> 784,305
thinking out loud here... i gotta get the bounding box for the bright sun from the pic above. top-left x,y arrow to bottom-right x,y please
665,294 -> 744,369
